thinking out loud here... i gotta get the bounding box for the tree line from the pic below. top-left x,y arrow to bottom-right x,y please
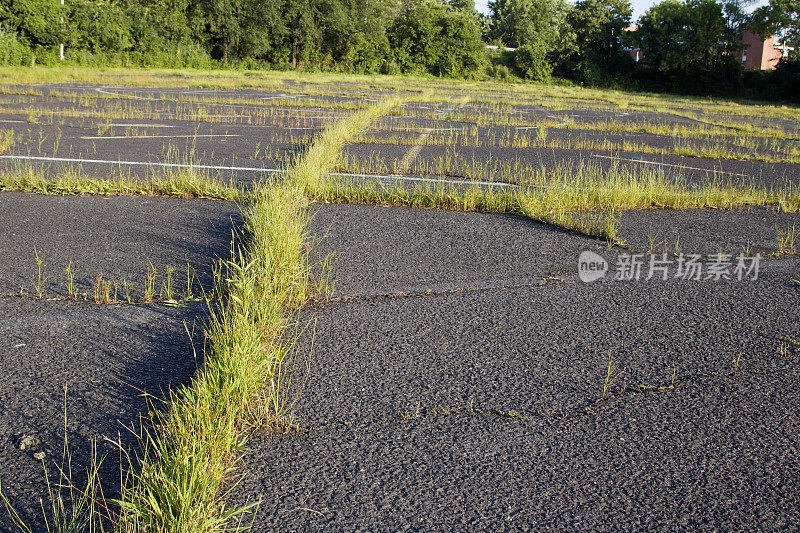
0,0 -> 797,98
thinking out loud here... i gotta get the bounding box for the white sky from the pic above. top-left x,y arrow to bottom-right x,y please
474,0 -> 768,22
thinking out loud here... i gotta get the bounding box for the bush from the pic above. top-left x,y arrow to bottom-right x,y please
389,0 -> 485,79
772,55 -> 800,101
487,63 -> 514,81
0,24 -> 33,66
513,42 -> 552,81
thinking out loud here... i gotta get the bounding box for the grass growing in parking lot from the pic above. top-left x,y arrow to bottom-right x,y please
2,72 -> 799,529
0,163 -> 244,199
116,94 -> 404,531
0,129 -> 13,154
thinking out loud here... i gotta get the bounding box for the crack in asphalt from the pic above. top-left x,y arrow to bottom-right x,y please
286,348 -> 798,440
306,275 -> 570,307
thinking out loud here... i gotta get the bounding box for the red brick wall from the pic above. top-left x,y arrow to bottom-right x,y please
741,30 -> 783,70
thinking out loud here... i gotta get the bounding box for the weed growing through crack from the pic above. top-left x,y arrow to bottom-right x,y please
143,264 -> 157,303
0,387 -> 115,532
33,248 -> 45,299
65,261 -> 76,299
0,128 -> 13,154
115,92 -> 406,532
777,223 -> 797,255
600,351 -> 622,401
647,227 -> 662,254
93,275 -> 117,304
732,352 -> 743,377
161,265 -> 175,302
183,263 -> 199,302
123,279 -> 135,304
778,343 -> 788,359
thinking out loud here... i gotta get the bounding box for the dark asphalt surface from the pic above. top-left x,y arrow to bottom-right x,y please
1,83 -> 800,529
0,193 -> 237,531
0,192 -> 240,298
617,206 -> 800,256
1,84 -> 798,191
343,143 -> 800,189
228,203 -> 800,530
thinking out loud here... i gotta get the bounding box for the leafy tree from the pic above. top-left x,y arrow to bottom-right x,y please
751,0 -> 800,47
489,0 -> 573,52
513,41 -> 551,79
389,0 -> 484,78
66,0 -> 133,53
568,0 -> 631,60
561,0 -> 633,82
636,0 -> 742,93
284,0 -> 322,67
0,0 -> 63,47
194,0 -> 243,61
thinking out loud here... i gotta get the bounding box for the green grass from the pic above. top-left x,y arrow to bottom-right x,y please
115,92 -> 405,532
0,164 -> 244,200
0,128 -> 13,154
338,153 -> 800,215
1,67 -> 798,530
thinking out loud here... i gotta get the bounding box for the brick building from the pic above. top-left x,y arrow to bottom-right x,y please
740,30 -> 794,70
623,26 -> 794,71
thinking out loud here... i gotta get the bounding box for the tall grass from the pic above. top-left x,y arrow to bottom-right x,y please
116,94 -> 404,531
0,164 -> 243,199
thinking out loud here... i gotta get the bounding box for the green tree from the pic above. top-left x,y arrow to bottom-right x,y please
66,0 -> 133,53
195,0 -> 242,61
0,0 -> 63,47
389,0 -> 485,78
751,0 -> 800,47
513,41 -> 551,79
636,0 -> 742,93
561,0 -> 632,83
568,0 -> 631,60
489,0 -> 573,52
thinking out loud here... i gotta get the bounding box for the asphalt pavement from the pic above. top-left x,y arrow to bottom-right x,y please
227,203 -> 800,530
0,193 -> 237,531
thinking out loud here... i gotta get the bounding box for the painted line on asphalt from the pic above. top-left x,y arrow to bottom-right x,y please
95,88 -> 155,100
0,154 -> 285,173
259,94 -> 307,100
335,172 -> 517,188
0,154 -> 516,188
110,124 -> 175,128
81,134 -> 239,140
399,128 -> 433,174
185,114 -> 243,119
95,87 -> 340,113
591,154 -> 750,177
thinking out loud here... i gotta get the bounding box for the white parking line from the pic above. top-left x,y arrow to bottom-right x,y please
259,94 -> 307,100
95,88 -> 155,100
110,124 -> 174,128
591,154 -> 749,177
0,155 -> 285,173
0,154 -> 516,188
81,134 -> 240,140
185,115 -> 243,119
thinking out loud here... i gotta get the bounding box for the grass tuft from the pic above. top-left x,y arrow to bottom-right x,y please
116,93 -> 405,531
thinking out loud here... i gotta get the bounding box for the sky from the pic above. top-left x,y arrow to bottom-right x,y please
474,0 -> 768,22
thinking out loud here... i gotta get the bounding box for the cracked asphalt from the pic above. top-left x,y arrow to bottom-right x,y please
1,81 -> 800,530
0,193 -> 236,531
227,203 -> 800,530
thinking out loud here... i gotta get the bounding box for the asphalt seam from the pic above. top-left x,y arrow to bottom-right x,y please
302,354 -> 798,435
306,276 -> 570,307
